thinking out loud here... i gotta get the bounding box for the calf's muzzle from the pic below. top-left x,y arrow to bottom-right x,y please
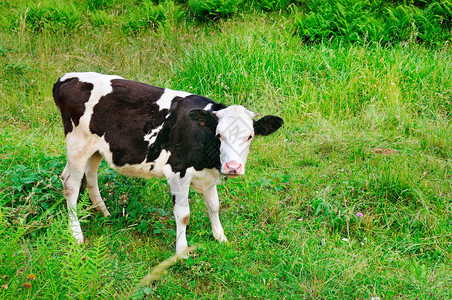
224,161 -> 243,175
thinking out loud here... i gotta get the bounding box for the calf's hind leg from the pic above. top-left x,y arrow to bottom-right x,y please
61,158 -> 88,244
85,152 -> 110,217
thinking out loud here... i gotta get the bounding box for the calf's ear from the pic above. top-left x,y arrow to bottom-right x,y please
254,115 -> 284,136
188,109 -> 218,129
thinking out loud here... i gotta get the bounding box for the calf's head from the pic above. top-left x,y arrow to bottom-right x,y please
189,105 -> 283,176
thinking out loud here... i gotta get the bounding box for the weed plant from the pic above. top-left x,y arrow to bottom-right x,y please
0,0 -> 451,299
122,0 -> 185,34
253,0 -> 298,12
294,0 -> 452,46
188,0 -> 243,20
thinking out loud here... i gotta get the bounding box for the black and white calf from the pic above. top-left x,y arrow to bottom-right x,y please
53,72 -> 283,256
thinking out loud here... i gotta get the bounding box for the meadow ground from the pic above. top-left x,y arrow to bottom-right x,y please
0,2 -> 451,299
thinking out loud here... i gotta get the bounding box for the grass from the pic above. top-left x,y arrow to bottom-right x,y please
1,2 -> 451,299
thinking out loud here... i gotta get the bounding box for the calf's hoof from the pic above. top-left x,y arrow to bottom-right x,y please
214,232 -> 228,243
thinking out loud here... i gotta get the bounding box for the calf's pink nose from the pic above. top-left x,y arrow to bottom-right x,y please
224,161 -> 243,174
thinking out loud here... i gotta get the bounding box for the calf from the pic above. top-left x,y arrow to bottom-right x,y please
53,72 -> 283,256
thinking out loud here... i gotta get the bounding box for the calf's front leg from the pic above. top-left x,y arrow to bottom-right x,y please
168,172 -> 193,257
203,185 -> 227,243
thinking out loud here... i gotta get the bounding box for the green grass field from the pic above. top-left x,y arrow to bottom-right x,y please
1,1 -> 451,299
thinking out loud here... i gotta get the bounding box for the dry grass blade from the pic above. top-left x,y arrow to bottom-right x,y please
127,245 -> 198,299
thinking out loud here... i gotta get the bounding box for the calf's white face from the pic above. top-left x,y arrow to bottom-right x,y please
189,104 -> 284,177
215,105 -> 256,176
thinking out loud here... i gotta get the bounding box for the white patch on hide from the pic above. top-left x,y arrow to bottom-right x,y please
61,72 -> 124,132
156,88 -> 191,111
96,135 -> 171,178
144,124 -> 163,146
190,168 -> 221,193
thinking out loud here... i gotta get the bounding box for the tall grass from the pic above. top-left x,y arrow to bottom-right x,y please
173,26 -> 451,122
0,1 -> 451,299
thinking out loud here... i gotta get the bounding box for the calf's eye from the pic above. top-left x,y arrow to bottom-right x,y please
247,135 -> 253,141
